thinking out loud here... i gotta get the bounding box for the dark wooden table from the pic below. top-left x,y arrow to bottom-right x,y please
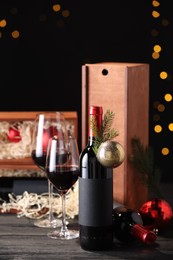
0,214 -> 173,260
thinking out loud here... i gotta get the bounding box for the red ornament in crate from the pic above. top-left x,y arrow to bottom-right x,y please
139,198 -> 173,234
7,125 -> 22,143
42,126 -> 58,149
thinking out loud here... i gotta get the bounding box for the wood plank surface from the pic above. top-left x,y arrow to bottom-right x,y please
0,214 -> 173,259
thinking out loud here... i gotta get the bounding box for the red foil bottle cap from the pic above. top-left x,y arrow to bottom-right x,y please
88,106 -> 103,137
89,106 -> 103,115
131,224 -> 156,245
144,232 -> 157,245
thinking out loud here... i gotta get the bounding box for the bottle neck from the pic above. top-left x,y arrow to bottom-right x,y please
88,136 -> 95,146
88,112 -> 102,138
131,224 -> 156,245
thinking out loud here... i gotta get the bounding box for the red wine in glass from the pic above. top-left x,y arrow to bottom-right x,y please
46,135 -> 80,240
31,112 -> 65,228
31,150 -> 47,171
47,165 -> 79,195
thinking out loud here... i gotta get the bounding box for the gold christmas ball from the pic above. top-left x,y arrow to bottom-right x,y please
97,140 -> 125,168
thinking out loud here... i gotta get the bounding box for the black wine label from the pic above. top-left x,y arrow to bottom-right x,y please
79,177 -> 113,226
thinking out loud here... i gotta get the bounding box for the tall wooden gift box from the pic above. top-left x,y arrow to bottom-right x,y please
82,62 -> 149,210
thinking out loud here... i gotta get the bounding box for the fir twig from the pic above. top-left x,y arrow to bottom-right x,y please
90,110 -> 119,154
130,136 -> 162,197
102,110 -> 119,142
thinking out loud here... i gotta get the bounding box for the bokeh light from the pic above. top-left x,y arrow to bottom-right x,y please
154,125 -> 162,133
151,0 -> 173,170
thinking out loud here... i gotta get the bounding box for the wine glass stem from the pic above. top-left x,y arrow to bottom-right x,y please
61,194 -> 69,235
48,180 -> 54,222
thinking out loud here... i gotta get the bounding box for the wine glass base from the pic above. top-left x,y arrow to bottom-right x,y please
47,229 -> 79,240
33,218 -> 61,228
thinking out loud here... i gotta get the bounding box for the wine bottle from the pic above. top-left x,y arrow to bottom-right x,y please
79,106 -> 113,251
112,206 -> 156,245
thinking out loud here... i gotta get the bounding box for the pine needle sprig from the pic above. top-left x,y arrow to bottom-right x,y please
90,109 -> 119,154
131,137 -> 152,180
102,110 -> 119,142
130,136 -> 162,197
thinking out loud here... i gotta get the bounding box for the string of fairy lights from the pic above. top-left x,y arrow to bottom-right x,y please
151,0 -> 173,160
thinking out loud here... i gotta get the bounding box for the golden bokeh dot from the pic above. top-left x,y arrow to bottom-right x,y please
160,71 -> 168,79
154,124 -> 162,133
11,30 -> 20,39
153,45 -> 161,52
164,93 -> 172,102
161,147 -> 169,156
157,104 -> 165,112
52,4 -> 61,12
62,10 -> 70,18
0,19 -> 7,28
152,0 -> 160,7
152,10 -> 160,18
168,123 -> 173,131
152,52 -> 160,59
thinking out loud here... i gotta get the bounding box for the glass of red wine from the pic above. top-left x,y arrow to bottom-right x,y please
31,112 -> 64,228
45,132 -> 79,240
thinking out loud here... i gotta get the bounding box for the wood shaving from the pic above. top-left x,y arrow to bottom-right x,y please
0,121 -> 34,159
0,169 -> 45,177
0,120 -> 75,160
0,181 -> 79,219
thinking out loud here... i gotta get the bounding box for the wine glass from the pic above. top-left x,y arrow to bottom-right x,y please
31,112 -> 63,228
45,132 -> 79,239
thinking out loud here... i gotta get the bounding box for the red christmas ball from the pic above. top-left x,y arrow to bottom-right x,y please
42,126 -> 58,149
139,198 -> 173,233
7,126 -> 22,143
42,129 -> 50,149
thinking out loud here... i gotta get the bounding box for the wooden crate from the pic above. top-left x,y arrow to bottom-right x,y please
0,111 -> 78,175
82,62 -> 149,210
